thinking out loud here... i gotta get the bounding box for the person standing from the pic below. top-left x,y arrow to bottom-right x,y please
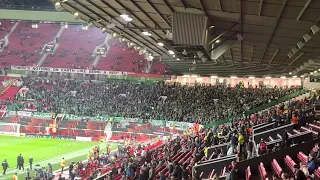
29,156 -> 33,171
61,157 -> 66,173
25,168 -> 30,180
17,154 -> 24,170
68,162 -> 74,178
2,159 -> 8,175
246,138 -> 254,159
48,163 -> 53,173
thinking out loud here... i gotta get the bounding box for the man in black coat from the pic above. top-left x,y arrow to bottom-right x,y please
2,159 -> 8,175
172,161 -> 182,180
281,129 -> 289,149
29,156 -> 33,171
17,154 -> 24,170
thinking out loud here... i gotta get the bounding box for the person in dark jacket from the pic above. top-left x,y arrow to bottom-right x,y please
2,159 -> 8,175
159,171 -> 166,180
17,154 -> 24,170
148,164 -> 155,180
172,161 -> 182,180
281,129 -> 289,149
226,165 -> 238,180
29,156 -> 33,171
182,164 -> 189,179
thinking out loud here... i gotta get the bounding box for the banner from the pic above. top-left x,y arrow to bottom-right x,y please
11,66 -> 125,76
65,114 -> 108,121
149,119 -> 166,127
25,133 -> 76,140
17,111 -> 32,117
32,112 -> 52,119
166,121 -> 189,131
76,136 -> 92,142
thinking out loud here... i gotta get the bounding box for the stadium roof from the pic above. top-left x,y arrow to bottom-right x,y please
37,1 -> 320,76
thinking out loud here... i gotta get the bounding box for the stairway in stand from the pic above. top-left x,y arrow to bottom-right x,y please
0,86 -> 19,101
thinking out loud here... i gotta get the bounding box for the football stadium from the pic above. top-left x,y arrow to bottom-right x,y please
1,0 -> 320,180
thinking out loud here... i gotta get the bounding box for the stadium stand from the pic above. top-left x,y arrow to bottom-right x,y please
0,21 -> 14,39
149,60 -> 172,75
96,38 -> 147,73
43,25 -> 106,69
0,22 -> 59,66
5,76 -> 302,124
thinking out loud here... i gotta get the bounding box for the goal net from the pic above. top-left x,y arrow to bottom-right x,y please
0,122 -> 20,136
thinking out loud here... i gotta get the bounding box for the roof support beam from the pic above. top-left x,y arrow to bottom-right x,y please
249,46 -> 255,68
67,1 -> 163,55
180,0 -> 187,9
218,0 -> 223,12
258,0 -> 264,16
282,52 -> 304,71
230,48 -> 234,65
199,0 -> 208,16
221,55 -> 226,65
163,0 -> 174,13
127,0 -> 167,34
266,49 -> 279,68
97,0 -> 168,55
114,0 -> 166,38
145,0 -> 171,28
124,26 -> 170,31
239,0 -> 243,66
296,0 -> 312,21
258,0 -> 287,66
207,23 -> 238,46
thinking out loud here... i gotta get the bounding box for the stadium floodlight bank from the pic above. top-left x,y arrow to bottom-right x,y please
0,122 -> 21,137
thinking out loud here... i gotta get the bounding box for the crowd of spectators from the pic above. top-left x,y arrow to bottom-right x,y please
6,76 -> 301,124
23,94 -> 312,180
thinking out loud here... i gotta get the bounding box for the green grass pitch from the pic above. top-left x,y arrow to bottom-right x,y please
0,136 -> 117,179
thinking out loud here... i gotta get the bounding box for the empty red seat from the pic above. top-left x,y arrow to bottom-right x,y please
284,155 -> 297,173
246,166 -> 252,180
297,152 -> 308,164
272,159 -> 282,177
259,162 -> 268,180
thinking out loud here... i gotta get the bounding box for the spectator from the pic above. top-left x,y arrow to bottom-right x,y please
226,165 -> 238,180
172,161 -> 182,180
259,139 -> 267,155
307,153 -> 318,173
246,138 -> 254,159
29,156 -> 33,171
294,164 -> 306,180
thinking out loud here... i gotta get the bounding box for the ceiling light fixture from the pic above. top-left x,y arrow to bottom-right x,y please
215,40 -> 220,43
168,50 -> 174,55
230,76 -> 237,79
289,72 -> 292,75
142,31 -> 152,36
293,76 -> 297,78
211,76 -> 218,78
176,58 -> 180,61
120,14 -> 133,22
265,77 -> 271,79
157,42 -> 164,46
73,12 -> 79,16
55,2 -> 60,5
248,76 -> 255,79
280,76 -> 286,79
